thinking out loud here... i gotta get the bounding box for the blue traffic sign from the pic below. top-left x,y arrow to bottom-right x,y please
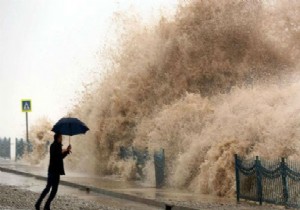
21,99 -> 32,112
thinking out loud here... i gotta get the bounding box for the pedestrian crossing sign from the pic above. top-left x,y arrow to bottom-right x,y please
21,99 -> 32,112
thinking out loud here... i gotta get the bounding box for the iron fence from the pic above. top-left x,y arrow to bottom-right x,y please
0,137 -> 36,160
119,146 -> 150,177
16,138 -> 33,160
0,137 -> 10,159
235,154 -> 300,208
119,146 -> 165,187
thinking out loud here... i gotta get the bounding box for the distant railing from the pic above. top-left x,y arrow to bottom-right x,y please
119,146 -> 165,188
16,138 -> 33,160
0,137 -> 47,160
0,137 -> 10,159
235,154 -> 300,208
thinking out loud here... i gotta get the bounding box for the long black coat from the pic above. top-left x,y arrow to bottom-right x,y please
48,141 -> 69,175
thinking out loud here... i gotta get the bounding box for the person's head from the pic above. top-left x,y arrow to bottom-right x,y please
54,133 -> 62,143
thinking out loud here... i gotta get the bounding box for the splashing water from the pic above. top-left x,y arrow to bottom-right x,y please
24,117 -> 52,166
30,0 -> 300,196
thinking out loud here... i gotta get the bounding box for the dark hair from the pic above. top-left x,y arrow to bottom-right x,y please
54,133 -> 61,141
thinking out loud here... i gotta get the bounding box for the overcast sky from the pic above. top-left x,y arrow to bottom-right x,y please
0,0 -> 178,138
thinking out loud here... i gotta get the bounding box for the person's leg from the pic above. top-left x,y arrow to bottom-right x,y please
35,174 -> 53,210
44,174 -> 60,210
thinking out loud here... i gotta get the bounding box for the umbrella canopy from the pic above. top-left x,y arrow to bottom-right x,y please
51,117 -> 89,136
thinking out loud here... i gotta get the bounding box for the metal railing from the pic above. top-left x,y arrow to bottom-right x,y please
235,154 -> 300,208
16,138 -> 33,160
0,137 -> 35,160
0,137 -> 10,159
119,146 -> 165,187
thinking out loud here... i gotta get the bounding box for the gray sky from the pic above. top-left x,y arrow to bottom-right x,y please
0,0 -> 178,138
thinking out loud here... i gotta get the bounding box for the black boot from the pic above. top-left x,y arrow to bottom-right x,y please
34,201 -> 41,210
44,202 -> 51,210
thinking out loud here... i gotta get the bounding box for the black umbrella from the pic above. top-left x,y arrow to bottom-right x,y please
51,117 -> 89,144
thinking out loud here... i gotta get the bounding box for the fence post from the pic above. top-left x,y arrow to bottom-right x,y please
154,148 -> 165,188
8,138 -> 11,159
234,154 -> 240,203
255,156 -> 263,205
10,138 -> 15,161
281,157 -> 289,205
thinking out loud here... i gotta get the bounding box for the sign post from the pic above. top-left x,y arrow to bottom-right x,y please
21,99 -> 32,142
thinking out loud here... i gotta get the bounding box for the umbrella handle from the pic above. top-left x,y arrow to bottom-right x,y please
69,136 -> 70,145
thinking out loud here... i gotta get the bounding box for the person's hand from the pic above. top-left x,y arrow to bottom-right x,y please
67,145 -> 72,154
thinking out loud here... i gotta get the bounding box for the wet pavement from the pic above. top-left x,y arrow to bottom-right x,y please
0,158 -> 283,210
0,168 -> 162,210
